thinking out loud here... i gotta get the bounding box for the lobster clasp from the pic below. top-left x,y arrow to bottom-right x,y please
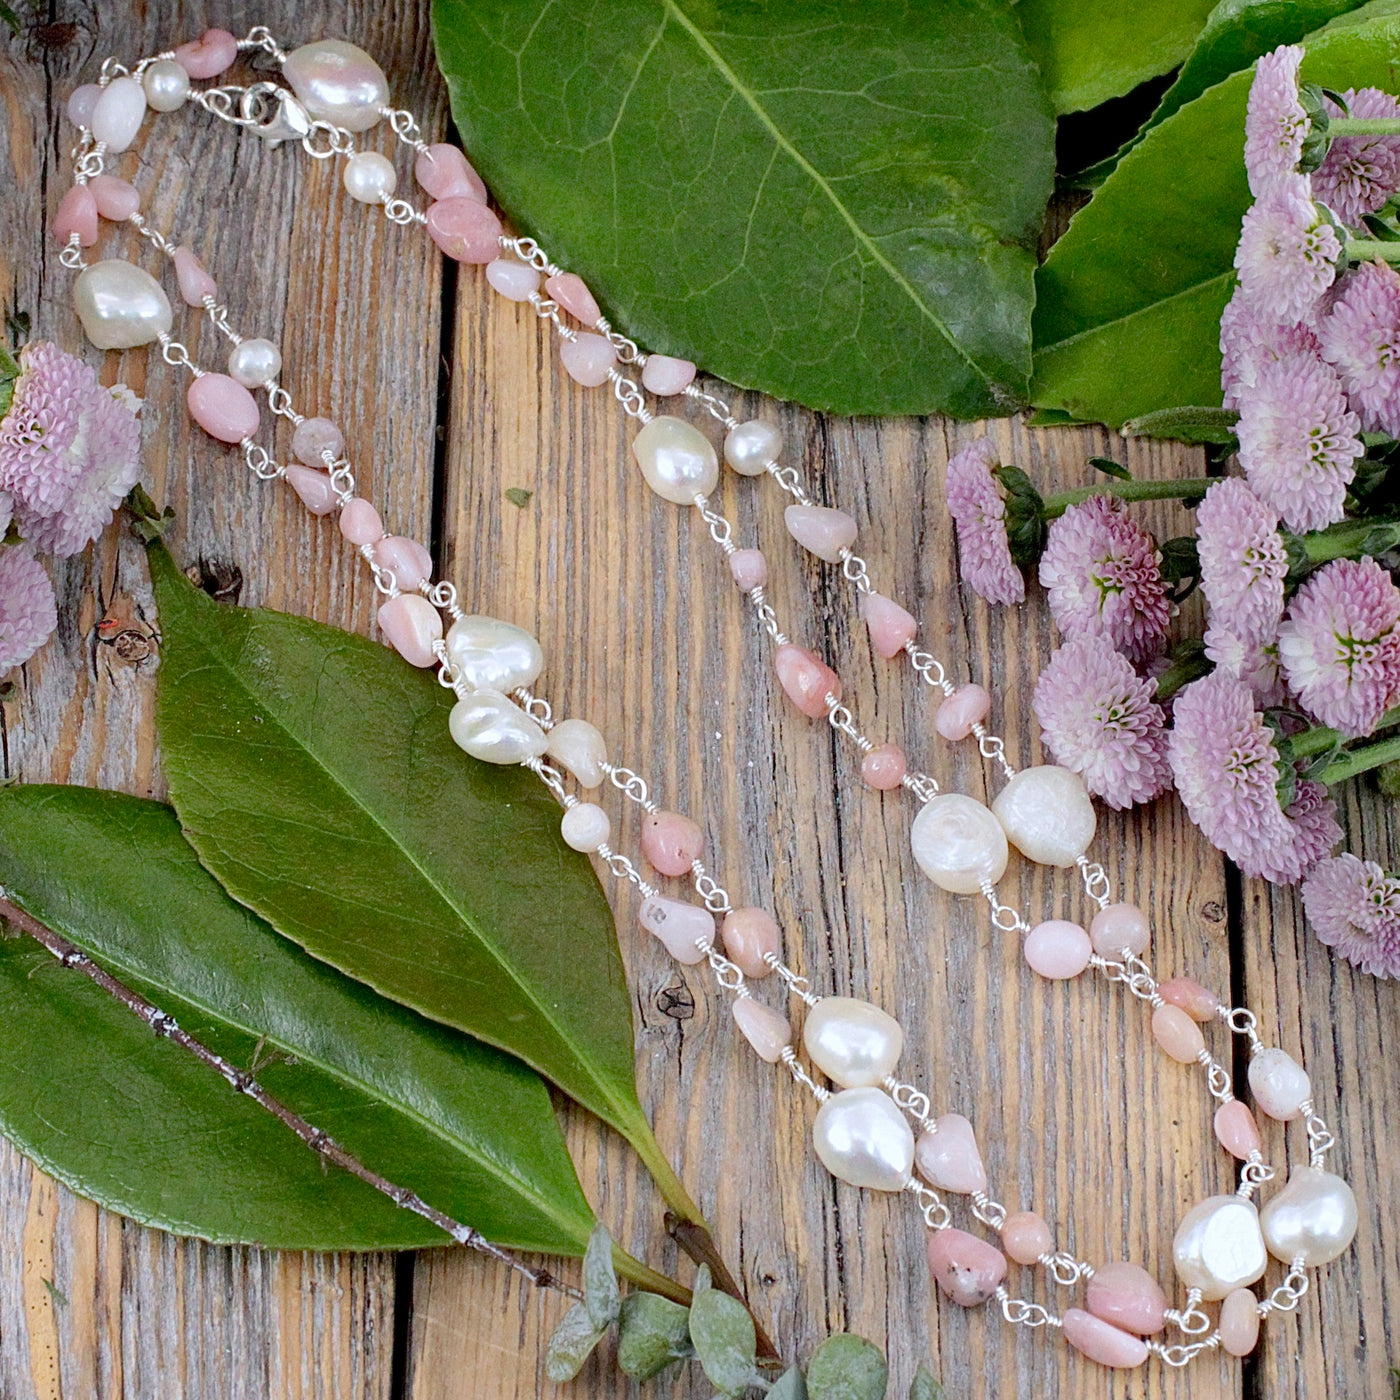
241,82 -> 312,146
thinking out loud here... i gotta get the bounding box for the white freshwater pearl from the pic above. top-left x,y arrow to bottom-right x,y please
802,997 -> 903,1088
91,76 -> 147,153
343,151 -> 397,204
1248,1048 -> 1312,1121
283,40 -> 389,132
448,689 -> 547,765
560,802 -> 610,852
545,718 -> 608,789
228,338 -> 282,388
1172,1196 -> 1268,1300
723,419 -> 783,476
991,764 -> 1097,867
909,793 -> 1008,894
445,615 -> 544,692
632,415 -> 719,504
142,59 -> 190,112
73,259 -> 173,349
812,1087 -> 915,1192
1259,1167 -> 1358,1267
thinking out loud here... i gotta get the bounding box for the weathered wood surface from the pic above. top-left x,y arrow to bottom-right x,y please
1,5 -> 1395,1399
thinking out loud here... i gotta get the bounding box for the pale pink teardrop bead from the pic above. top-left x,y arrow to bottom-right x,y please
174,28 -> 238,79
1159,976 -> 1221,1022
1001,1211 -> 1053,1265
1214,1100 -> 1263,1160
377,593 -> 443,668
732,998 -> 790,1062
187,374 -> 259,443
860,743 -> 906,791
173,246 -> 217,307
426,197 -> 503,263
1061,1308 -> 1149,1369
284,465 -> 340,516
484,258 -> 541,301
55,185 -> 98,247
338,498 -> 383,545
641,354 -> 696,396
934,683 -> 991,741
926,1228 -> 1007,1307
1220,1288 -> 1261,1356
1090,902 -> 1150,957
559,332 -> 617,387
773,643 -> 840,718
783,504 -> 856,563
860,593 -> 917,659
1085,1262 -> 1168,1335
545,272 -> 601,325
374,535 -> 434,590
1023,920 -> 1091,979
640,810 -> 703,877
914,1113 -> 986,1195
720,907 -> 780,978
414,143 -> 487,203
90,174 -> 140,221
1151,1003 -> 1205,1063
68,84 -> 103,127
728,548 -> 767,592
638,895 -> 712,965
291,416 -> 344,467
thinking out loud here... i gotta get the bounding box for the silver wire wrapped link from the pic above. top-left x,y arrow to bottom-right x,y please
1260,1261 -> 1310,1314
511,687 -> 554,728
602,763 -> 655,811
1148,1335 -> 1221,1366
691,863 -> 732,914
1040,1251 -> 1092,1287
764,461 -> 813,506
981,880 -> 1030,934
1091,951 -> 1160,1002
242,441 -> 282,481
523,756 -> 569,803
747,587 -> 788,645
383,106 -> 430,153
1164,1291 -> 1212,1336
971,722 -> 1016,779
1077,857 -> 1112,909
426,580 -> 463,619
837,548 -> 873,594
826,701 -> 874,754
993,1287 -> 1061,1330
884,1077 -> 934,1131
1301,1101 -> 1336,1167
681,383 -> 735,427
595,844 -> 657,900
780,1046 -> 829,1102
693,495 -> 735,551
969,1190 -> 1007,1230
906,1179 -> 952,1231
902,642 -> 955,697
766,953 -> 820,1008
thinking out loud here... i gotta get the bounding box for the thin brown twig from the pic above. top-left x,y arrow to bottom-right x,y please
0,892 -> 582,1302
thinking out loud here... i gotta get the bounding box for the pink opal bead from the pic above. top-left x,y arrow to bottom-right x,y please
291,416 -> 344,467
55,185 -> 98,247
783,504 -> 857,563
860,593 -> 917,659
484,258 -> 541,301
728,548 -> 767,592
414,143 -> 487,203
1220,1288 -> 1261,1356
174,28 -> 239,79
641,354 -> 696,396
915,1113 -> 987,1195
1214,1100 -> 1264,1160
90,174 -> 140,221
426,197 -> 503,264
1061,1308 -> 1149,1369
926,1228 -> 1007,1307
545,272 -> 601,325
860,743 -> 906,791
186,374 -> 259,443
720,907 -> 780,978
374,536 -> 434,590
933,683 -> 991,741
173,246 -> 217,307
731,998 -> 790,1063
68,84 -> 103,128
1089,901 -> 1150,958
640,810 -> 703,877
773,643 -> 841,718
1151,1003 -> 1205,1063
1159,976 -> 1222,1022
1085,1262 -> 1168,1335
377,593 -> 443,668
285,465 -> 340,516
559,332 -> 617,387
638,895 -> 712,965
1001,1211 -> 1053,1265
338,498 -> 383,546
1023,920 -> 1091,980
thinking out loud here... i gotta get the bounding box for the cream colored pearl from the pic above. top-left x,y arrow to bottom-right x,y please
1171,1196 -> 1267,1300
142,59 -> 190,112
802,996 -> 903,1088
560,802 -> 610,852
631,415 -> 719,504
445,615 -> 544,692
723,419 -> 783,475
1259,1167 -> 1357,1267
811,1087 -> 915,1192
91,76 -> 147,152
447,690 -> 547,765
283,40 -> 389,132
228,337 -> 282,388
545,718 -> 608,788
343,151 -> 398,204
73,259 -> 173,349
1247,1047 -> 1311,1121
991,764 -> 1097,867
909,793 -> 1008,894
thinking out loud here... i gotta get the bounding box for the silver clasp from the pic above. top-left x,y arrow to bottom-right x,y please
241,83 -> 311,146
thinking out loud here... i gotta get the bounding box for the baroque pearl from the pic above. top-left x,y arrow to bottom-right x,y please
448,689 -> 548,764
1171,1195 -> 1268,1300
723,419 -> 782,475
343,151 -> 397,203
811,1087 -> 914,1192
545,718 -> 608,788
560,802 -> 609,852
73,260 -> 173,349
992,764 -> 1097,867
637,895 -> 712,965
91,77 -> 147,153
284,39 -> 389,132
1259,1167 -> 1358,1266
227,337 -> 282,388
632,415 -> 719,504
445,615 -> 544,692
909,793 -> 1008,894
802,996 -> 903,1088
1248,1047 -> 1311,1121
926,1228 -> 1007,1307
142,59 -> 190,112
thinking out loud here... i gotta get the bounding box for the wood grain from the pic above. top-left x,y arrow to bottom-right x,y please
3,5 -> 1397,1399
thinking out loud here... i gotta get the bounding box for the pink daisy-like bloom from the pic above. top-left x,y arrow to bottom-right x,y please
1244,45 -> 1308,197
1219,284 -> 1321,410
1234,175 -> 1342,324
1313,88 -> 1400,227
0,547 -> 57,672
1276,557 -> 1400,736
1234,345 -> 1361,533
1302,853 -> 1400,977
1202,627 -> 1285,706
1256,778 -> 1342,885
945,436 -> 1024,606
1196,478 -> 1288,650
1038,494 -> 1171,665
1032,637 -> 1171,809
1316,259 -> 1400,433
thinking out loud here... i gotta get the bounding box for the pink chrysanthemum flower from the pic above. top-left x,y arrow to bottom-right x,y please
1276,557 -> 1400,736
1234,176 -> 1342,324
1313,88 -> 1400,227
1196,479 -> 1288,650
1202,628 -> 1285,705
1219,284 -> 1321,410
1302,853 -> 1400,977
1316,259 -> 1400,433
1032,637 -> 1171,809
1257,778 -> 1342,885
1234,346 -> 1361,533
1038,495 -> 1171,664
0,547 -> 57,672
1244,46 -> 1309,197
945,437 -> 1024,606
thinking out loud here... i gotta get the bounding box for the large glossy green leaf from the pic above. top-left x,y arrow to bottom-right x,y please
1032,0 -> 1400,429
432,0 -> 1054,418
0,786 -> 594,1254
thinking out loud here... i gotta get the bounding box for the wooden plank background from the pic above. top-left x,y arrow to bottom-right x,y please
1,5 -> 1395,1398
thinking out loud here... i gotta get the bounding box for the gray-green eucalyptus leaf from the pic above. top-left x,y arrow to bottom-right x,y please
769,1365 -> 809,1400
617,1291 -> 694,1380
688,1267 -> 759,1396
545,1302 -> 608,1383
908,1363 -> 946,1400
584,1222 -> 621,1330
804,1334 -> 889,1400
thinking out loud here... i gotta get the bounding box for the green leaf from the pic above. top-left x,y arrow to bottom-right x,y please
0,786 -> 595,1253
504,486 -> 533,508
144,539 -> 685,1212
0,2 -> 18,35
545,1302 -> 608,1383
688,1266 -> 758,1396
432,0 -> 1054,418
992,464 -> 1048,567
1015,0 -> 1218,112
1089,456 -> 1132,481
583,1222 -> 621,1329
804,1335 -> 888,1400
617,1291 -> 693,1380
908,1364 -> 946,1400
769,1366 -> 808,1400
1121,405 -> 1240,445
1033,0 -> 1400,429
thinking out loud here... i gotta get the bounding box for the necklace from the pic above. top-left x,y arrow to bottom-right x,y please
50,23 -> 1359,1376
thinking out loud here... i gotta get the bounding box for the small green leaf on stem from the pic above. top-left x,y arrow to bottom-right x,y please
689,1265 -> 759,1397
1153,637 -> 1211,705
583,1222 -> 620,1330
769,1366 -> 808,1400
617,1292 -> 693,1381
544,1302 -> 607,1383
908,1363 -> 946,1400
993,464 -> 1048,567
504,487 -> 533,509
1120,406 -> 1240,445
1089,456 -> 1132,481
804,1334 -> 888,1400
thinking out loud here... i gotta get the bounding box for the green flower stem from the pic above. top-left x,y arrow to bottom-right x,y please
613,1247 -> 692,1304
1329,117 -> 1400,136
1318,733 -> 1400,785
1345,238 -> 1400,263
1041,478 -> 1217,519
